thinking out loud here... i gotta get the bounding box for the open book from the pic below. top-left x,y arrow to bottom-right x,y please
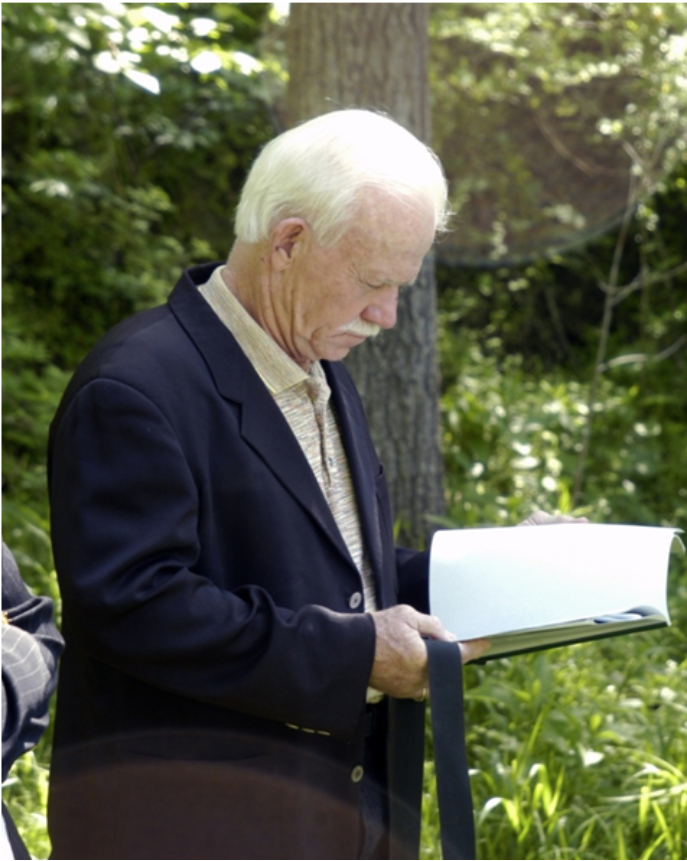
429,524 -> 683,662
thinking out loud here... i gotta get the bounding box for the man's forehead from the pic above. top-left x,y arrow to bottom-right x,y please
353,188 -> 435,230
347,208 -> 435,263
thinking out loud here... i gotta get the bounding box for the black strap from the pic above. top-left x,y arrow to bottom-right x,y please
426,639 -> 476,860
388,640 -> 475,860
387,697 -> 426,859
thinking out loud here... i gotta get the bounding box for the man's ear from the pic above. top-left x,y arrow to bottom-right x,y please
270,218 -> 309,271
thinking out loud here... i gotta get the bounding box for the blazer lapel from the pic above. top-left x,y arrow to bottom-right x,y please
168,267 -> 355,566
326,363 -> 385,589
238,386 -> 355,566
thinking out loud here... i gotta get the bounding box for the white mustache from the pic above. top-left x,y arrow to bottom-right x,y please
340,320 -> 381,338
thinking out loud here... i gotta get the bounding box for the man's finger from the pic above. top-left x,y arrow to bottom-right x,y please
415,611 -> 457,642
458,637 -> 490,664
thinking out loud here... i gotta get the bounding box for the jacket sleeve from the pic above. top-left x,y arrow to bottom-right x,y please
49,377 -> 376,740
2,544 -> 64,780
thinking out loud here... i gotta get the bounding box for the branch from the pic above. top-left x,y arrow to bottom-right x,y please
613,259 -> 687,305
572,173 -> 638,506
597,246 -> 687,307
597,272 -> 640,297
534,112 -> 626,178
598,334 -> 687,372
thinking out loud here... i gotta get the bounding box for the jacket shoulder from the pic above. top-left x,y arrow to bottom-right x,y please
53,264 -> 227,417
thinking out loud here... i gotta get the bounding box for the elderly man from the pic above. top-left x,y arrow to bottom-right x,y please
47,110 -> 485,860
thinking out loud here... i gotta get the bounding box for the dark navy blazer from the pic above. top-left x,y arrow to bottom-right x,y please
47,264 -> 428,860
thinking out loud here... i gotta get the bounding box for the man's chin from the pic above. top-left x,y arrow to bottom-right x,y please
326,343 -> 355,361
316,341 -> 358,364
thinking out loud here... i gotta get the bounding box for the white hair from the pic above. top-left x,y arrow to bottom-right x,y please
235,109 -> 450,247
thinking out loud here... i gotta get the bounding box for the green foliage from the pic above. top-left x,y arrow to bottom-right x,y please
427,155 -> 686,861
430,2 -> 687,263
2,749 -> 53,861
437,150 -> 687,523
438,330 -> 687,528
2,0 -> 274,531
430,362 -> 687,858
2,2 -> 273,364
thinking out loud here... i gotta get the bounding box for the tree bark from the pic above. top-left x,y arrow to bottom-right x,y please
287,3 -> 444,547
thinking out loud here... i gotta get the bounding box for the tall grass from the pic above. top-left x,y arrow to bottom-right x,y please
421,608 -> 687,859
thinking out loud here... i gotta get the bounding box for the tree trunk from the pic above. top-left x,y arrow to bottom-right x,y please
287,3 -> 444,547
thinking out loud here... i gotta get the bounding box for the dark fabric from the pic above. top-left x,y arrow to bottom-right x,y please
426,639 -> 475,861
359,704 -> 389,860
387,697 -> 426,859
2,543 -> 63,780
47,264 -> 430,860
3,804 -> 30,860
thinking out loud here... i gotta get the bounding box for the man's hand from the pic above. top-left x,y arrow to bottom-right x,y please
369,605 -> 489,699
519,510 -> 588,526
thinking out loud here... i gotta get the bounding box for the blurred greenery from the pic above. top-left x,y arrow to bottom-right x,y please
430,3 -> 687,264
2,3 -> 686,859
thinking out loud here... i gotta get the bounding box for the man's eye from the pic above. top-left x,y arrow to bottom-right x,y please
363,281 -> 414,292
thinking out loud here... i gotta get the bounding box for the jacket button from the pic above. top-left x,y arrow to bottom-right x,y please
351,765 -> 365,783
348,591 -> 363,609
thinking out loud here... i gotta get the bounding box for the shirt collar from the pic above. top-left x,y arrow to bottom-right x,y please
199,264 -> 317,395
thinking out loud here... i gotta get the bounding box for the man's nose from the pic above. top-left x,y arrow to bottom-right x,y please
362,286 -> 399,330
